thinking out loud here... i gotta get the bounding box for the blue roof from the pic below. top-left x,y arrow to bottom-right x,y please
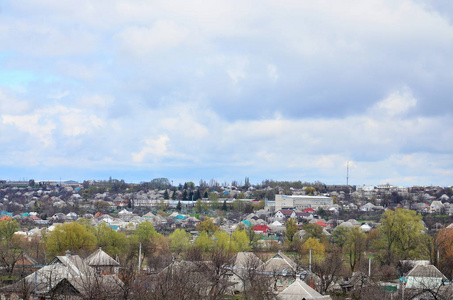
175,215 -> 187,219
241,220 -> 251,226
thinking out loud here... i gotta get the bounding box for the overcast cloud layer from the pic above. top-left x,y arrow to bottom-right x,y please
0,0 -> 452,186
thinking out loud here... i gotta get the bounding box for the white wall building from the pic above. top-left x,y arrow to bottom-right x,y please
275,194 -> 333,211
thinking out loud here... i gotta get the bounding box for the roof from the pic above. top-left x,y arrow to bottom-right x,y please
316,221 -> 326,227
279,210 -> 295,216
84,248 -> 119,267
252,224 -> 271,232
259,252 -> 297,275
231,252 -> 263,269
406,264 -> 447,279
278,278 -> 332,300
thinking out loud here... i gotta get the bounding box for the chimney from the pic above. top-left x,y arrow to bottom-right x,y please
65,250 -> 71,257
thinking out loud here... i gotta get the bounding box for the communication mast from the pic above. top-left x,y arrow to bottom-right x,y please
346,161 -> 349,186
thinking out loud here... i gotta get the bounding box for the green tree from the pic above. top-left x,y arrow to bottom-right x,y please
0,219 -> 20,241
284,218 -> 298,244
94,223 -> 128,257
194,231 -> 211,252
374,208 -> 425,265
209,192 -> 219,209
163,189 -> 169,200
222,200 -> 227,211
330,226 -> 351,248
176,200 -> 182,211
195,199 -> 202,213
213,231 -> 231,252
345,227 -> 367,272
28,179 -> 35,187
134,221 -> 159,257
169,229 -> 191,254
45,222 -> 97,257
301,223 -> 325,242
231,229 -> 250,252
172,190 -> 177,200
196,218 -> 220,235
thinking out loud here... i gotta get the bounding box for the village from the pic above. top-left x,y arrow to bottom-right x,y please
0,178 -> 452,299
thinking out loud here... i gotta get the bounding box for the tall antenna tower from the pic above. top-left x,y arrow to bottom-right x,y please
346,161 -> 349,186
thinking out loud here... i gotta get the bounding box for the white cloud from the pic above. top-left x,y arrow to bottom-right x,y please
132,135 -> 170,163
373,87 -> 417,116
267,64 -> 279,82
114,20 -> 189,56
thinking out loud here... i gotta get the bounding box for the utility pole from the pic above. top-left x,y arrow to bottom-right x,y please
138,243 -> 142,274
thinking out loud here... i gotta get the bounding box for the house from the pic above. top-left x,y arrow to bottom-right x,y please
0,250 -> 123,299
404,264 -> 447,290
228,252 -> 264,293
258,252 -> 298,291
278,276 -> 332,300
303,207 -> 315,214
430,201 -> 444,214
84,247 -> 119,274
252,224 -> 271,233
275,210 -> 296,220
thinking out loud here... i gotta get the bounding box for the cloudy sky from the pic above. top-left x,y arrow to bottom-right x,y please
0,0 -> 452,186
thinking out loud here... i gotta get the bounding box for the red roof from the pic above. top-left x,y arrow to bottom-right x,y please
280,209 -> 294,216
316,221 -> 326,227
303,208 -> 315,213
252,224 -> 271,233
0,216 -> 12,221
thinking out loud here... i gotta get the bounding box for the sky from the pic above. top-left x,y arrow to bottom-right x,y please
0,0 -> 452,187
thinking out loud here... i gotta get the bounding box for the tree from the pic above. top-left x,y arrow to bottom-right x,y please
133,221 -> 160,258
213,231 -> 232,252
330,226 -> 351,248
176,200 -> 182,211
208,192 -> 219,209
169,229 -> 191,254
195,199 -> 202,213
171,190 -> 177,200
301,237 -> 325,263
222,200 -> 227,211
94,222 -> 128,257
374,209 -> 425,265
163,189 -> 169,200
301,223 -> 325,242
194,231 -> 211,252
196,218 -> 220,235
284,218 -> 298,246
231,229 -> 250,252
28,179 -> 35,187
0,219 -> 20,241
45,222 -> 97,257
311,247 -> 345,294
345,227 -> 367,272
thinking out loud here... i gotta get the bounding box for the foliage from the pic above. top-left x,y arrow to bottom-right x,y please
45,222 -> 97,257
196,218 -> 220,235
194,231 -> 211,252
373,209 -> 425,265
330,226 -> 351,248
344,227 -> 367,272
213,231 -> 232,252
231,229 -> 250,252
169,229 -> 191,254
94,223 -> 128,257
301,237 -> 325,262
284,218 -> 299,249
301,223 -> 325,242
0,219 -> 20,241
195,199 -> 202,213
